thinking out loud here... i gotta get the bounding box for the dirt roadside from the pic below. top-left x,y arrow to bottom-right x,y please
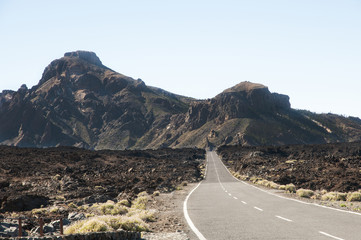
142,183 -> 198,240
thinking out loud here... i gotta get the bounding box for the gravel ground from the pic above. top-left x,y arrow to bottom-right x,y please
142,183 -> 198,240
142,232 -> 190,240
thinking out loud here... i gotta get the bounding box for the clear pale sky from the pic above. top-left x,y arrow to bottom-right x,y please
1,1 -> 360,117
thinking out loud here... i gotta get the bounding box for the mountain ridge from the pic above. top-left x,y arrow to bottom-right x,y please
1,51 -> 361,150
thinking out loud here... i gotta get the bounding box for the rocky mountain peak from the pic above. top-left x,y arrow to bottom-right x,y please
222,81 -> 266,94
64,51 -> 103,67
1,52 -> 361,150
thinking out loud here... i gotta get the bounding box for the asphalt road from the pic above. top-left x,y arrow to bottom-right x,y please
185,151 -> 361,240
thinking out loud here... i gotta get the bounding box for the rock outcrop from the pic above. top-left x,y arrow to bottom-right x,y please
0,51 -> 361,149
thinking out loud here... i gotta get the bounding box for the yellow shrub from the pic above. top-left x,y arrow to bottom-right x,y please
321,192 -> 347,201
127,209 -> 156,222
285,184 -> 296,193
64,215 -> 149,234
32,208 -> 47,215
347,192 -> 361,202
64,218 -> 109,234
132,196 -> 148,210
296,189 -> 314,198
92,200 -> 128,215
118,199 -> 131,207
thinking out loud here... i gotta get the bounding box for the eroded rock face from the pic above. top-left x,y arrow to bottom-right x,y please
185,82 -> 290,130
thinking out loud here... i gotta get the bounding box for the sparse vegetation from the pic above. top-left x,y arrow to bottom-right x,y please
131,193 -> 149,210
347,192 -> 361,202
285,184 -> 296,193
321,192 -> 347,201
49,206 -> 59,214
55,195 -> 66,201
91,201 -> 128,215
64,193 -> 154,234
296,189 -> 314,198
68,202 -> 77,209
64,215 -> 150,234
285,159 -> 297,164
31,208 -> 47,215
118,199 -> 131,207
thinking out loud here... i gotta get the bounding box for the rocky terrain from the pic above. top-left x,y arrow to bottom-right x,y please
0,146 -> 205,213
218,141 -> 361,192
0,146 -> 205,237
1,51 -> 361,150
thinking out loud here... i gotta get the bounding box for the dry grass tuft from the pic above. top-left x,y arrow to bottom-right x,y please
321,192 -> 347,201
64,193 -> 155,234
64,215 -> 149,234
285,184 -> 296,193
296,189 -> 314,198
91,200 -> 128,215
347,192 -> 361,202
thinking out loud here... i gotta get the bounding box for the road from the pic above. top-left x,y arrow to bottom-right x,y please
185,151 -> 361,240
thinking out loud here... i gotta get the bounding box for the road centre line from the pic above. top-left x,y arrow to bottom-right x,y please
241,201 -> 247,204
319,231 -> 345,240
254,206 -> 263,211
212,153 -> 231,198
275,215 -> 293,222
233,196 -> 238,200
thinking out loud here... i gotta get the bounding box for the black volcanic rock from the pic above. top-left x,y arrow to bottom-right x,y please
0,51 -> 361,149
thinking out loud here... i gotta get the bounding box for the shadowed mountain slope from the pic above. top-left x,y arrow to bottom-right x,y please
1,51 -> 361,149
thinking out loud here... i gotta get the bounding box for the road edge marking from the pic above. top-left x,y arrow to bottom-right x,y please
216,151 -> 361,217
183,182 -> 207,240
319,231 -> 345,240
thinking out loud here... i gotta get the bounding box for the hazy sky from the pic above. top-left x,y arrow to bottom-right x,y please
1,1 -> 361,117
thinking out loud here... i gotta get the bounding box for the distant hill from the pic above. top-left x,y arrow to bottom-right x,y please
1,51 -> 361,149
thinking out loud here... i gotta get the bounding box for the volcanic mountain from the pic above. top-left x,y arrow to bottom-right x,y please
1,51 -> 361,149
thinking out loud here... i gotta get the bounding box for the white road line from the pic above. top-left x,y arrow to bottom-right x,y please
254,206 -> 263,211
275,215 -> 293,222
241,201 -> 247,204
319,231 -> 345,240
228,193 -> 232,197
183,180 -> 207,240
233,196 -> 238,200
204,155 -> 209,178
216,152 -> 361,217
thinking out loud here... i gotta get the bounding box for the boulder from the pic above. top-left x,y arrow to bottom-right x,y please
68,212 -> 85,222
1,195 -> 49,212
